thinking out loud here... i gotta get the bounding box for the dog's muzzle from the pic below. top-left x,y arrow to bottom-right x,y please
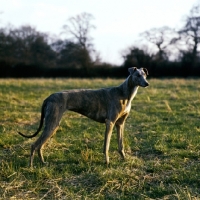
145,82 -> 149,87
141,81 -> 149,87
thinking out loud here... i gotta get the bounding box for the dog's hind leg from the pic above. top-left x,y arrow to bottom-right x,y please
29,103 -> 64,167
30,126 -> 59,167
37,126 -> 59,165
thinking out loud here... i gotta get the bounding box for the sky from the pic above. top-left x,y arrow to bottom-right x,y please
0,0 -> 199,65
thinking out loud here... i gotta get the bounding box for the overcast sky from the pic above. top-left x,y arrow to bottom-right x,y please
0,0 -> 198,65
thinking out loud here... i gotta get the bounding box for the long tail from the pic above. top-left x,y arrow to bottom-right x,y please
18,101 -> 46,138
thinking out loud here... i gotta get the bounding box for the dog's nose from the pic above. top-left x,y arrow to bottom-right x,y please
145,82 -> 149,87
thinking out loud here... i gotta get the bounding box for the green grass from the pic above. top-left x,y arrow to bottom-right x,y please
0,78 -> 199,199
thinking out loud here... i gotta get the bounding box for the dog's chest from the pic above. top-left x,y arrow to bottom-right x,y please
124,101 -> 132,114
120,99 -> 131,115
120,87 -> 138,115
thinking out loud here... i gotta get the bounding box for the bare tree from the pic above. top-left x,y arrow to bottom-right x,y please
62,13 -> 96,70
62,12 -> 95,51
178,4 -> 200,66
141,26 -> 177,61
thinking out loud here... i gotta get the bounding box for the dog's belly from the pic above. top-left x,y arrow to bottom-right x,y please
84,113 -> 106,123
70,107 -> 107,123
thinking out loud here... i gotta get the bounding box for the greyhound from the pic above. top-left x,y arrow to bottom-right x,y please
18,67 -> 149,167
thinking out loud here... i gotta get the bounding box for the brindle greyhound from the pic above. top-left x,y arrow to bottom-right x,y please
18,67 -> 149,167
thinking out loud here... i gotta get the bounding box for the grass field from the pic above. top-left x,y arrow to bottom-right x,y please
0,78 -> 199,199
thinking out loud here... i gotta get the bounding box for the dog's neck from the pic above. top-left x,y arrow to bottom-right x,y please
120,75 -> 139,101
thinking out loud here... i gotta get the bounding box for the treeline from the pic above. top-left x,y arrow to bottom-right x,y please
0,24 -> 122,78
1,5 -> 200,78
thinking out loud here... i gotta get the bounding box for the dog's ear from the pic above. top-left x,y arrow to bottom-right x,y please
128,67 -> 137,75
143,68 -> 149,75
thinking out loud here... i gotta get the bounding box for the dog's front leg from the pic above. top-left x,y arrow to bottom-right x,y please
103,119 -> 114,165
116,122 -> 125,159
115,115 -> 127,160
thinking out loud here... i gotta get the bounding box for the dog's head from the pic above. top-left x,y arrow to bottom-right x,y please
128,67 -> 149,87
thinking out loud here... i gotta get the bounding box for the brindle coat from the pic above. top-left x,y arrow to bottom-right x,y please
18,67 -> 149,167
